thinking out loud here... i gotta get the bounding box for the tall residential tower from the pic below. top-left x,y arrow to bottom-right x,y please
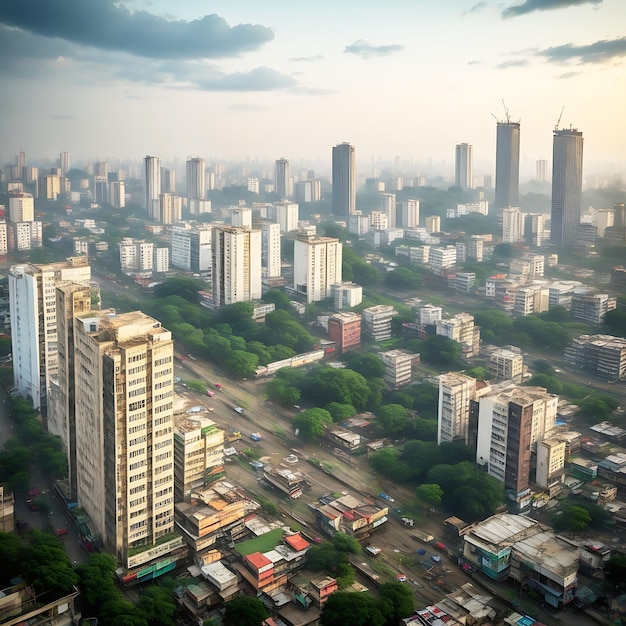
550,128 -> 583,246
332,143 -> 356,216
143,155 -> 161,220
454,143 -> 473,190
495,122 -> 520,211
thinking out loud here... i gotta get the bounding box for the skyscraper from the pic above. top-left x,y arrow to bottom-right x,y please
212,226 -> 262,307
501,206 -> 524,243
59,151 -> 71,177
186,157 -> 206,208
454,143 -> 473,190
275,158 -> 290,199
261,222 -> 281,278
332,142 -> 356,216
143,155 -> 161,220
550,128 -> 583,246
536,159 -> 548,183
494,122 -> 520,210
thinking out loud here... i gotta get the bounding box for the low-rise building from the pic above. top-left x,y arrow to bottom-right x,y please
312,492 -> 388,538
570,292 -> 616,325
564,334 -> 626,382
362,305 -> 397,342
328,312 -> 361,355
488,347 -> 524,384
331,282 -> 363,310
381,349 -> 417,389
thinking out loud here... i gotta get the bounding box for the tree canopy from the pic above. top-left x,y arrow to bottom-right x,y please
223,597 -> 269,626
293,408 -> 333,441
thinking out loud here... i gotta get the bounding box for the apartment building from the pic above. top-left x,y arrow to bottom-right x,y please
361,305 -> 397,342
435,313 -> 480,358
293,232 -> 342,303
429,246 -> 457,274
173,414 -> 225,501
328,312 -> 361,355
171,225 -> 212,273
487,348 -> 524,383
437,373 -> 479,445
513,286 -> 550,317
331,282 -> 363,310
9,257 -> 93,410
570,292 -> 616,325
420,304 -> 442,326
381,349 -> 416,389
564,334 -> 626,382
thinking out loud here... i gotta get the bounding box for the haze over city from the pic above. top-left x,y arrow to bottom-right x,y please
1,0 -> 626,176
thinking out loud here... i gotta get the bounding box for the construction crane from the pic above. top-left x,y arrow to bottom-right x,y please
555,106 -> 565,130
502,99 -> 511,124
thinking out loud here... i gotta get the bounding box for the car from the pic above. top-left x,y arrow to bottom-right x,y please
234,407 -> 244,414
207,390 -> 215,397
249,432 -> 262,441
379,492 -> 395,502
249,460 -> 264,469
431,555 -> 442,563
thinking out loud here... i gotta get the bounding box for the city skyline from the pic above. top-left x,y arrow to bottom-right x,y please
0,0 -> 625,174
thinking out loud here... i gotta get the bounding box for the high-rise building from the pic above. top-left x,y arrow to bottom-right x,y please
110,181 -> 126,209
275,158 -> 291,199
171,225 -> 212,273
118,238 -> 154,273
293,232 -> 342,303
380,193 -> 396,228
495,122 -> 520,210
437,373 -> 478,445
550,128 -> 583,245
8,257 -> 92,410
70,310 -> 181,573
454,143 -> 473,190
159,193 -> 182,225
398,199 -> 420,228
38,175 -> 61,200
212,226 -> 262,307
536,159 -> 548,183
8,192 -> 34,222
261,222 -> 281,278
332,143 -> 356,216
143,155 -> 161,220
94,176 -> 108,205
59,151 -> 71,177
186,157 -> 206,203
294,179 -> 321,203
524,213 -> 545,247
361,305 -> 397,342
161,167 -> 176,193
275,202 -> 299,233
502,206 -> 524,243
425,215 -> 441,233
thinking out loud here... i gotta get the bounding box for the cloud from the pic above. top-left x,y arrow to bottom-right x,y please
467,60 -> 481,65
537,37 -> 626,63
195,67 -> 296,92
344,40 -> 404,59
502,0 -> 602,18
466,2 -> 487,14
289,55 -> 324,62
557,71 -> 581,79
497,59 -> 529,68
228,103 -> 271,111
0,0 -> 274,59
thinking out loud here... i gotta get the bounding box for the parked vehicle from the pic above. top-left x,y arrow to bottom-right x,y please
379,492 -> 395,502
234,407 -> 245,414
207,390 -> 215,397
249,432 -> 262,441
365,545 -> 382,557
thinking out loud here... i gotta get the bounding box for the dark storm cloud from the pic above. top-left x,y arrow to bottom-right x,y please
0,0 -> 274,59
502,0 -> 602,18
537,37 -> 626,63
344,40 -> 404,59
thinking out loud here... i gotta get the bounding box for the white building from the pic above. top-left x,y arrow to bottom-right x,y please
502,206 -> 524,243
381,349 -> 415,389
261,222 -> 281,278
513,286 -> 550,317
436,313 -> 480,358
8,257 -> 92,410
12,221 -> 43,251
153,247 -> 169,273
73,239 -> 89,256
370,211 -> 389,231
159,193 -> 182,225
331,282 -> 363,310
425,215 -> 441,233
9,192 -> 34,222
437,373 -> 478,445
380,193 -> 396,228
0,221 -> 8,254
186,157 -> 206,204
293,233 -> 342,303
275,202 -> 299,233
231,207 -> 252,228
570,292 -> 616,325
398,199 -> 420,228
294,179 -> 321,203
170,225 -> 212,273
420,304 -> 442,325
488,348 -> 524,383
348,213 -> 370,236
361,305 -> 397,342
212,226 -> 262,307
429,246 -> 457,274
118,238 -> 154,273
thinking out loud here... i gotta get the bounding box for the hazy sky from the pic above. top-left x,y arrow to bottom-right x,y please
1,0 -> 625,175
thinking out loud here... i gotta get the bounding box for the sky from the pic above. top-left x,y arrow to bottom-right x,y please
0,0 -> 625,177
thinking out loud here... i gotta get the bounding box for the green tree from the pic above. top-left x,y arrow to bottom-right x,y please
324,402 -> 357,422
532,359 -> 555,376
385,267 -> 422,290
377,404 -> 409,436
306,367 -> 370,411
224,350 -> 259,379
332,533 -> 361,554
420,335 -> 461,366
344,353 -> 385,379
604,555 -> 626,594
415,483 -> 444,507
320,591 -> 386,626
464,366 -> 490,380
262,288 -> 292,310
553,505 -> 591,535
266,379 -> 301,406
223,597 -> 269,626
378,581 -> 415,625
137,585 -> 177,626
369,448 -> 413,483
153,277 -> 203,303
293,408 -> 333,441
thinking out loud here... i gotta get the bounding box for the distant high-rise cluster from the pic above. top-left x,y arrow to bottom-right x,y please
332,142 -> 356,216
550,128 -> 584,246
